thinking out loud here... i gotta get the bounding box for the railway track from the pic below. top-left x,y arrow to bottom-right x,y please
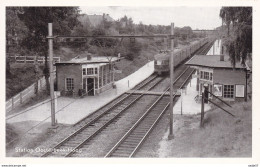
104,67 -> 194,157
42,73 -> 165,157
105,39 -> 214,158
41,39 -> 214,157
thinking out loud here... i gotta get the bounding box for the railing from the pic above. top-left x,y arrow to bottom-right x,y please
6,73 -> 56,113
8,55 -> 60,64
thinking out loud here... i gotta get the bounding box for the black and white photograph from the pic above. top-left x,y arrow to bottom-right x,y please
1,1 -> 259,166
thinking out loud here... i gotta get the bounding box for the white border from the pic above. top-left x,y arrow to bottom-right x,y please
1,1 -> 259,166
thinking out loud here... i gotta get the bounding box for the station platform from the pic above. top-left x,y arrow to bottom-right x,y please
6,61 -> 155,125
6,39 -> 219,128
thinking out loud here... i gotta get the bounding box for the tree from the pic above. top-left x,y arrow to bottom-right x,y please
219,7 -> 252,67
17,7 -> 80,93
137,22 -> 145,34
6,7 -> 28,76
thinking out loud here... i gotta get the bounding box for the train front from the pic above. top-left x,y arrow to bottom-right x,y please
154,53 -> 170,75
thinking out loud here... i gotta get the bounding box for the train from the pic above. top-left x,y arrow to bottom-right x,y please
154,38 -> 209,75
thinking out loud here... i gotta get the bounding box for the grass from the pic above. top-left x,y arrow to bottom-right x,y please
159,100 -> 252,157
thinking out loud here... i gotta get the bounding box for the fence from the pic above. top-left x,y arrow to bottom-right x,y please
8,55 -> 60,64
6,74 -> 55,113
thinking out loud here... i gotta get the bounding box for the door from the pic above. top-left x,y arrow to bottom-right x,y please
87,78 -> 94,96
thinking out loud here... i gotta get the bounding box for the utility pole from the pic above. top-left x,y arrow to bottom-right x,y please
48,23 -> 56,127
168,23 -> 174,140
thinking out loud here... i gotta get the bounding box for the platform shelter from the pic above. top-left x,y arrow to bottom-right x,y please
55,54 -> 119,96
185,55 -> 250,101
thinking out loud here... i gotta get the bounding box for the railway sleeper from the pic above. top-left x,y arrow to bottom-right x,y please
120,143 -> 138,147
110,153 -> 130,157
62,141 -> 81,145
114,149 -> 133,154
127,135 -> 143,140
134,129 -> 149,132
115,148 -> 135,153
121,142 -> 138,146
123,139 -> 140,143
131,131 -> 147,135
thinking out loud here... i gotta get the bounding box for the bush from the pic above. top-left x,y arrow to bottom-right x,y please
123,42 -> 142,60
125,52 -> 135,60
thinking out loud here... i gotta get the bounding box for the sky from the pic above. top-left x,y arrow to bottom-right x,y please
80,6 -> 222,30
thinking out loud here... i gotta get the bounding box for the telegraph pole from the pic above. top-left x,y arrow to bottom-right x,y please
48,23 -> 56,127
168,23 -> 174,140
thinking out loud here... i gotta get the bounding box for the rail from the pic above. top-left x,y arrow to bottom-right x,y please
41,74 -> 164,157
41,39 -> 214,157
8,55 -> 60,64
105,67 -> 195,157
6,73 -> 56,113
105,39 -> 214,157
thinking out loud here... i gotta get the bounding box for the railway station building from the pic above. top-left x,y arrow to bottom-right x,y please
55,54 -> 119,96
185,55 -> 250,101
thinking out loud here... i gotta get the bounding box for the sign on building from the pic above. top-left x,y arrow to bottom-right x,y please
235,85 -> 244,97
213,84 -> 222,97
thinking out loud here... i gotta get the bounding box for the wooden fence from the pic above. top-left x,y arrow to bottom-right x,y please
6,74 -> 55,113
8,55 -> 60,64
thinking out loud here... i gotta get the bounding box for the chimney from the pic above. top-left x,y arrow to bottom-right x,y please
87,54 -> 92,60
220,55 -> 224,61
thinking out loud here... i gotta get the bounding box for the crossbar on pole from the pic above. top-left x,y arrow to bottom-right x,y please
55,35 -> 170,39
206,91 -> 232,108
208,99 -> 235,117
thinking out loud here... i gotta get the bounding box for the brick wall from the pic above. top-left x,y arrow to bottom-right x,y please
213,68 -> 246,85
213,68 -> 246,100
56,64 -> 82,95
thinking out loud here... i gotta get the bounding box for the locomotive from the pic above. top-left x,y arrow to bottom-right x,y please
154,38 -> 208,75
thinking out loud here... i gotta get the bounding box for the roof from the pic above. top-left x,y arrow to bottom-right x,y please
185,55 -> 246,69
56,54 -> 119,65
88,14 -> 114,27
78,14 -> 114,28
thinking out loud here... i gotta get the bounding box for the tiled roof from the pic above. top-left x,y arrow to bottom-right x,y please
185,55 -> 245,69
78,14 -> 114,27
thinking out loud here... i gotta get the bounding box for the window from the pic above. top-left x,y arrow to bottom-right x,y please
210,73 -> 213,81
99,66 -> 102,87
87,68 -> 94,75
200,70 -> 212,81
204,72 -> 209,80
95,68 -> 98,74
82,68 -> 86,75
103,66 -> 106,85
66,78 -> 74,91
107,71 -> 111,83
224,85 -> 234,98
